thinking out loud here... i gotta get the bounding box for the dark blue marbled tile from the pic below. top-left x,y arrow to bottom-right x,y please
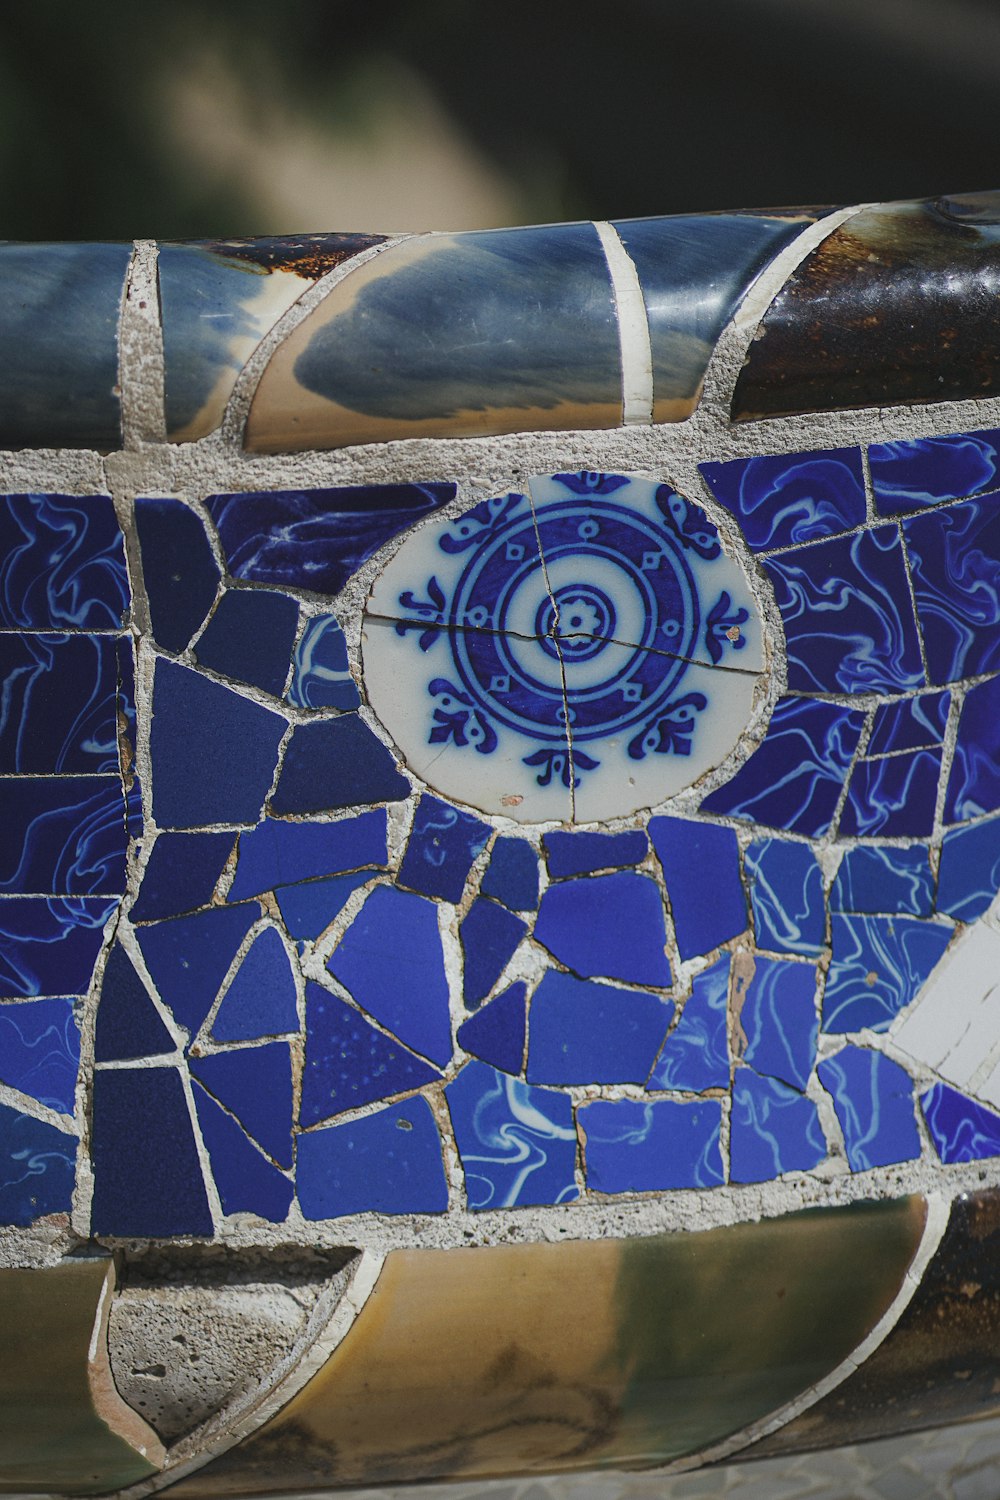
822,914 -> 953,1033
543,829 -> 648,878
0,1101 -> 75,1226
195,589 -> 299,697
0,776 -> 128,895
0,897 -> 117,998
131,832 -> 235,922
581,1097 -> 724,1193
190,1043 -> 293,1168
206,485 -> 456,596
193,1081 -> 292,1224
904,497 -> 1000,683
136,904 -> 257,1038
0,997 -> 78,1113
135,498 -> 221,655
459,898 -> 526,1007
271,716 -> 408,817
921,1082 -> 1000,1163
301,980 -> 439,1128
527,969 -> 673,1086
729,1072 -> 826,1183
0,494 -> 127,629
457,983 -> 527,1076
480,837 -> 539,913
818,1046 -> 920,1171
229,810 -> 387,901
446,1061 -> 577,1210
744,839 -> 825,956
213,928 -> 298,1042
287,615 -> 360,711
700,697 -> 865,837
275,872 -> 372,942
94,945 -> 175,1063
535,872 -> 670,988
944,675 -> 1000,823
741,958 -> 818,1091
937,815 -> 1000,921
867,693 -> 949,756
839,749 -> 941,838
831,846 -> 935,917
869,430 -> 1000,515
648,956 -> 729,1091
763,527 -> 924,694
699,447 -> 866,552
297,1097 -> 448,1219
0,634 -> 123,775
649,817 -> 747,961
397,795 -> 490,904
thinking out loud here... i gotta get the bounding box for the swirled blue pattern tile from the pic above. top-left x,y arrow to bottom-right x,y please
480,837 -> 539,912
0,777 -> 128,895
0,897 -> 117,999
287,615 -> 359,711
456,983 -> 527,1075
397,795 -> 490,904
867,692 -> 949,756
0,1102 -> 75,1226
193,1082 -> 293,1224
136,498 -> 220,654
94,945 -> 175,1064
132,832 -> 234,921
534,873 -> 670,987
212,928 -> 298,1042
921,1082 -> 1000,1163
459,899 -> 527,1007
136,904 -> 257,1037
745,839 -> 825,956
822,914 -> 954,1033
839,748 -> 941,838
740,958 -> 818,1091
648,956 -> 729,1091
445,1062 -> 578,1209
0,998 -> 78,1113
938,815 -> 1000,921
0,494 -> 127,629
904,497 -> 1000,682
271,716 -> 409,816
944,675 -> 1000,823
699,447 -> 866,552
763,527 -> 924,694
543,830 -> 647,878
0,635 -> 122,773
527,969 -> 673,1086
580,1098 -> 724,1193
832,846 -> 935,917
649,817 -> 747,960
818,1047 -> 921,1171
298,1097 -> 448,1220
191,1044 -> 293,1168
229,811 -> 387,901
869,429 -> 1000,514
729,1072 -> 826,1183
194,588 -> 299,696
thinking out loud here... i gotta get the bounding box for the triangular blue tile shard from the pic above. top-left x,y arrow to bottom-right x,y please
0,635 -> 123,774
95,945 -> 175,1063
543,830 -> 647,879
527,970 -> 673,1086
0,897 -> 118,999
938,815 -> 1000,922
276,872 -> 372,942
729,1072 -> 826,1184
327,886 -> 452,1066
457,983 -> 527,1075
136,904 -> 257,1038
0,493 -> 128,630
229,810 -> 388,900
301,981 -> 439,1127
150,661 -> 287,829
189,1043 -> 293,1168
297,1096 -> 449,1220
287,615 -> 360,711
459,899 -> 526,1007
194,589 -> 299,696
90,1067 -> 213,1237
580,1097 -> 724,1193
823,914 -> 953,1034
0,1101 -> 75,1226
818,1047 -> 920,1171
131,831 -> 235,922
135,498 -> 220,653
192,1081 -> 293,1224
212,928 -> 298,1042
832,846 -> 935,918
869,429 -> 1000,514
480,836 -> 538,912
270,717 -> 408,815
867,692 -> 949,756
397,795 -> 490,904
649,956 -> 729,1091
649,817 -> 747,961
534,873 -> 670,987
0,776 -> 129,897
445,1062 -> 578,1210
921,1082 -> 1000,1163
740,958 -> 817,1092
744,839 -> 825,957
0,997 -> 79,1114
699,447 -> 867,552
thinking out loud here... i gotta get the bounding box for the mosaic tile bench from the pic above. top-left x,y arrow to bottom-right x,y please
5,191 -> 1000,1498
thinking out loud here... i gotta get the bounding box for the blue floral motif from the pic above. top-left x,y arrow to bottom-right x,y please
552,471 -> 629,496
428,679 -> 499,754
704,591 -> 749,663
654,486 -> 722,559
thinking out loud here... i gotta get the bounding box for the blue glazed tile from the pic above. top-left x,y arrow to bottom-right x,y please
151,661 -> 286,830
527,969 -> 672,1086
581,1097 -> 724,1193
327,886 -> 452,1066
921,1082 -> 1000,1163
229,810 -> 388,900
459,898 -> 527,1007
136,904 -> 257,1037
457,982 -> 527,1075
397,795 -> 491,904
745,839 -> 825,956
300,981 -> 439,1127
91,1067 -> 213,1236
195,589 -> 299,697
131,832 -> 235,922
543,830 -> 648,878
0,634 -> 123,775
0,1102 -> 75,1226
818,1046 -> 920,1171
904,498 -> 1000,683
0,776 -> 128,896
832,846 -> 935,917
649,956 -> 729,1091
823,914 -> 953,1033
649,817 -> 747,961
190,1043 -> 293,1168
275,872 -> 373,942
445,1061 -> 577,1209
270,716 -> 408,816
297,1097 -> 448,1219
535,872 -> 670,987
867,693 -> 950,756
729,1072 -> 826,1183
0,494 -> 127,629
938,815 -> 1000,921
699,447 -> 866,552
192,1081 -> 292,1224
135,498 -> 220,654
0,998 -> 79,1113
0,897 -> 117,999
839,749 -> 941,838
94,945 -> 174,1063
869,430 -> 1000,514
701,697 -> 865,837
480,836 -> 539,912
212,928 -> 298,1042
287,615 -> 360,711
206,484 -> 456,596
763,528 -> 924,694
945,676 -> 1000,823
741,958 -> 817,1091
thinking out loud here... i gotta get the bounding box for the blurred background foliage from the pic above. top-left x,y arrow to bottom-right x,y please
4,0 -> 1000,238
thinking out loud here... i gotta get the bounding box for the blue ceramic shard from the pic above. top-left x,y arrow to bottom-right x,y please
699,446 -> 866,552
480,837 -> 539,912
297,1097 -> 448,1219
534,872 -> 670,987
741,958 -> 817,1091
823,914 -> 953,1033
190,1043 -> 293,1168
729,1072 -> 826,1184
527,969 -> 673,1086
130,831 -> 235,922
287,615 -> 359,710
229,810 -> 388,900
397,795 -> 491,904
744,839 -> 825,957
206,484 -> 456,595
904,498 -> 1000,683
459,899 -> 527,1007
275,872 -> 372,941
135,499 -> 220,654
270,716 -> 408,816
543,830 -> 648,879
0,1102 -> 75,1226
136,904 -> 257,1037
94,945 -> 175,1063
832,846 -> 934,917
870,430 -> 1000,513
649,817 -> 747,961
301,981 -> 439,1127
212,928 -> 298,1042
938,815 -> 1000,922
818,1047 -> 920,1171
0,493 -> 127,629
195,589 -> 299,697
946,675 -> 1000,822
840,750 -> 941,838
0,776 -> 128,896
581,1097 -> 724,1193
0,635 -> 123,775
867,693 -> 949,756
445,1062 -> 577,1210
0,897 -> 117,999
327,886 -> 452,1065
648,957 -> 730,1092
921,1082 -> 1000,1163
192,1082 -> 293,1224
0,997 -> 79,1113
457,982 -> 527,1075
